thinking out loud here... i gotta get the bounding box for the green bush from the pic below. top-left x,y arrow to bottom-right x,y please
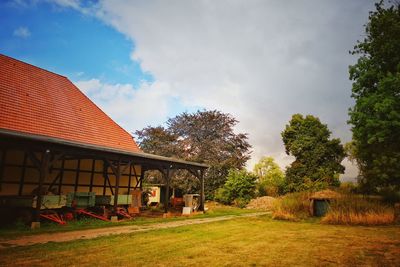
339,182 -> 358,194
253,156 -> 286,196
285,178 -> 329,193
257,180 -> 288,197
379,186 -> 400,204
233,198 -> 249,208
214,169 -> 257,206
214,188 -> 231,205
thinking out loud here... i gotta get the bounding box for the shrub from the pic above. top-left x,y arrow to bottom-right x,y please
257,180 -> 287,197
233,198 -> 249,208
379,186 -> 400,204
257,181 -> 278,197
214,188 -> 231,205
339,182 -> 358,193
272,192 -> 311,221
322,194 -> 395,225
214,169 -> 257,206
254,156 -> 285,197
282,177 -> 331,194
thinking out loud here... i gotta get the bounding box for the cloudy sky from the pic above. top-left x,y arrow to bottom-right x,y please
0,0 -> 376,180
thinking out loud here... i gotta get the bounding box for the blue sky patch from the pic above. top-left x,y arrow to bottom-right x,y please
0,1 -> 152,87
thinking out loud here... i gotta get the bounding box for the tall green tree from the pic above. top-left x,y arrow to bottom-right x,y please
253,156 -> 285,196
135,110 -> 251,197
348,1 -> 400,192
282,114 -> 345,192
214,169 -> 257,206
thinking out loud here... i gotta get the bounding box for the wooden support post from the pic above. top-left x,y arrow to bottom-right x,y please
164,167 -> 171,214
199,169 -> 205,211
105,172 -> 114,195
187,168 -> 206,211
102,161 -> 108,196
127,163 -> 132,195
34,149 -> 51,223
74,159 -> 81,192
139,168 -> 145,191
89,159 -> 96,192
58,158 -> 65,194
113,160 -> 121,213
0,149 -> 7,191
103,160 -> 115,196
47,171 -> 62,194
18,152 -> 28,196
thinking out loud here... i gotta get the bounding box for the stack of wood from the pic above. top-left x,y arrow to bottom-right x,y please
246,196 -> 276,211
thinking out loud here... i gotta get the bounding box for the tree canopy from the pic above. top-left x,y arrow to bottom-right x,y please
135,110 -> 251,198
253,156 -> 285,196
214,169 -> 257,206
282,114 -> 345,192
348,1 -> 400,191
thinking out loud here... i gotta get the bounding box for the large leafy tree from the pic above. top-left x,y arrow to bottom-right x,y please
135,126 -> 180,157
348,1 -> 400,192
282,114 -> 345,192
135,110 -> 251,198
253,156 -> 285,196
214,169 -> 257,206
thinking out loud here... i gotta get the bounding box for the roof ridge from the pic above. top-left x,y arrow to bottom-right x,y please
0,54 -> 68,79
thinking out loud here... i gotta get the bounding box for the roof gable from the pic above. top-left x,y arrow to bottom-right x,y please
0,54 -> 141,153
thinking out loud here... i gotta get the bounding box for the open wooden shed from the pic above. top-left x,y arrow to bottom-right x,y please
0,54 -> 207,226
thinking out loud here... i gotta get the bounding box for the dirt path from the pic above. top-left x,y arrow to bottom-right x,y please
0,212 -> 269,249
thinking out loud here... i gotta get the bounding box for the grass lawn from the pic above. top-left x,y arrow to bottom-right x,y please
1,215 -> 399,266
0,204 -> 256,240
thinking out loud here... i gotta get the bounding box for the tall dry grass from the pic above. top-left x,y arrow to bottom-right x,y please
322,194 -> 395,225
272,192 -> 311,221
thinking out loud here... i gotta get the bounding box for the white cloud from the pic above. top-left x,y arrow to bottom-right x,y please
74,79 -> 174,134
50,0 -> 81,9
47,0 -> 92,14
13,26 -> 31,38
65,1 -> 374,180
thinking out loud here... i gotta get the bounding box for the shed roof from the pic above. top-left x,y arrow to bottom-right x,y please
0,54 -> 140,153
310,189 -> 341,200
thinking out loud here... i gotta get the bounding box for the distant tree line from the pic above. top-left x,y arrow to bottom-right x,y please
135,110 -> 251,199
135,1 -> 400,203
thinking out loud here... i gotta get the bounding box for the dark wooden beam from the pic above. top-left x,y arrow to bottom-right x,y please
89,159 -> 96,192
35,149 -> 51,222
49,153 -> 64,167
27,151 -> 41,169
104,171 -> 114,195
58,158 -> 65,194
109,160 -> 132,212
163,166 -> 171,214
103,160 -> 116,196
127,163 -> 132,195
102,161 -> 107,195
0,149 -> 6,191
139,167 -> 145,191
47,170 -> 62,194
74,159 -> 81,192
18,152 -> 28,195
0,180 -> 134,189
113,160 -> 121,213
199,169 -> 205,211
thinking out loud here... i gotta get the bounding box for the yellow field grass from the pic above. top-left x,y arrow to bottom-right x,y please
1,215 -> 399,266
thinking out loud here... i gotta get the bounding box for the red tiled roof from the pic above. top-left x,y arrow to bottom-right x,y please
0,54 -> 141,153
